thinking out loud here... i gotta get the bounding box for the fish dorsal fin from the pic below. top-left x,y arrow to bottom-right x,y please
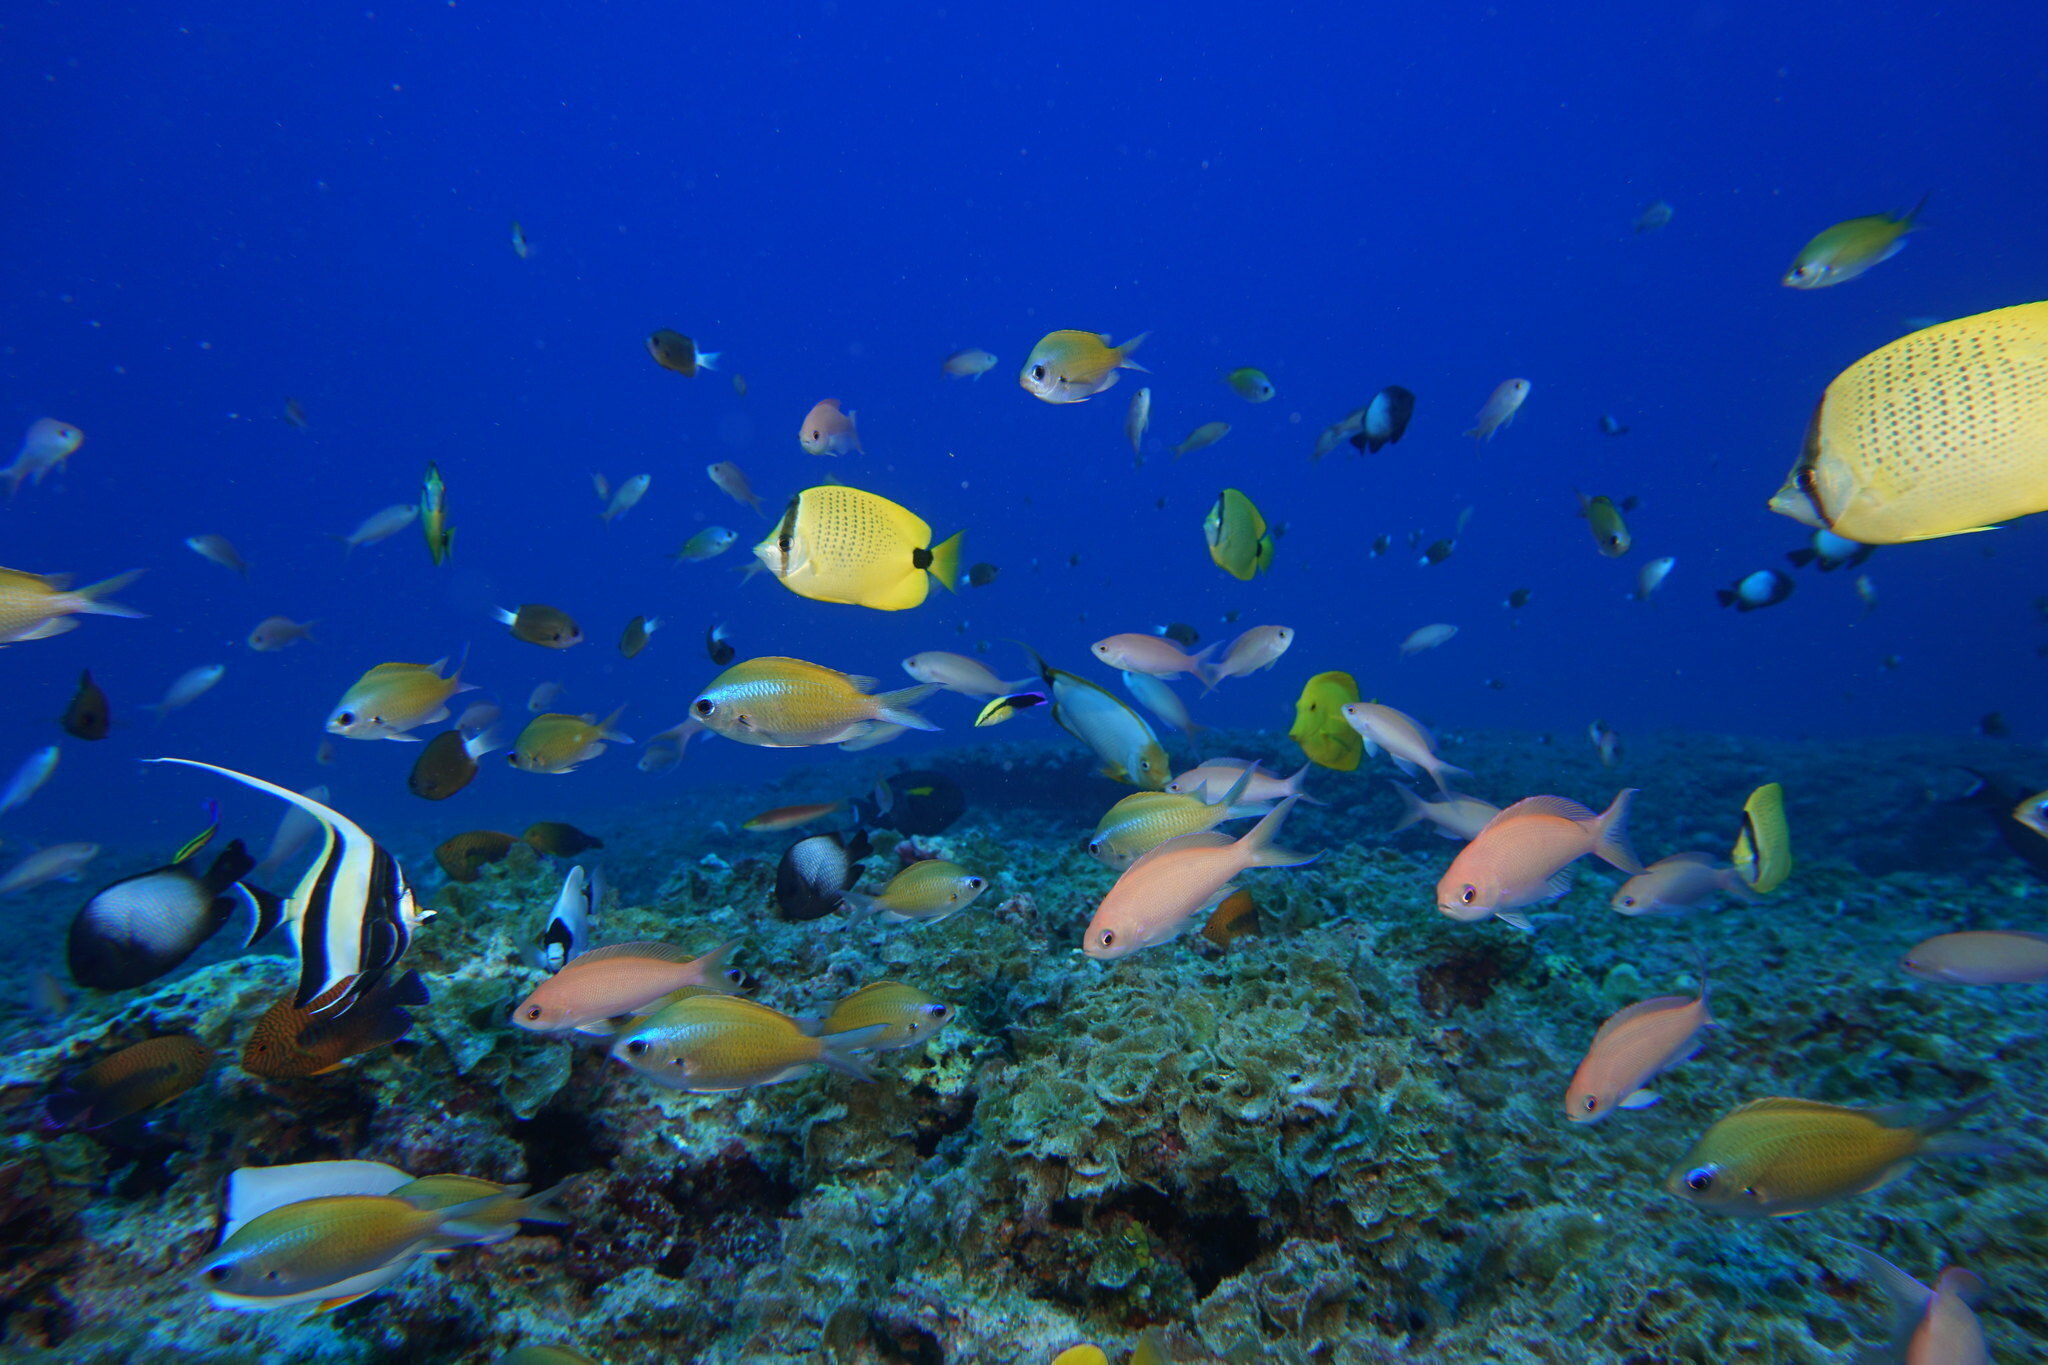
1729,1097 -> 1848,1120
364,661 -> 431,678
1660,851 -> 1722,868
1590,995 -> 1695,1043
225,1159 -> 412,1238
1496,795 -> 1597,823
566,940 -> 702,967
1127,831 -> 1237,870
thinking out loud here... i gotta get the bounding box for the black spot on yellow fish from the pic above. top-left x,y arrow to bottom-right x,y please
524,822 -> 604,857
434,830 -> 520,883
44,1035 -> 212,1132
61,669 -> 111,740
408,730 -> 480,801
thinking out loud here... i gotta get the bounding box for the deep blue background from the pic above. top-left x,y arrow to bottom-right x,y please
2,3 -> 2045,853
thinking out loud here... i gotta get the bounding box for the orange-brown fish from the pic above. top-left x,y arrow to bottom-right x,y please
45,1034 -> 213,1130
1846,1246 -> 1989,1365
1201,889 -> 1261,948
434,830 -> 520,883
1564,972 -> 1714,1123
61,668 -> 112,740
743,802 -> 844,832
510,940 -> 741,1035
407,729 -> 504,801
1085,798 -> 1318,960
242,971 -> 428,1079
522,822 -> 604,857
1437,791 -> 1642,929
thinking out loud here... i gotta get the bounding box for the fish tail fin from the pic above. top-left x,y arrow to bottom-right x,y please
1898,192 -> 1930,228
836,890 -> 877,924
817,1023 -> 888,1080
1388,781 -> 1429,832
1592,788 -> 1645,873
73,570 -> 146,619
1427,758 -> 1472,796
1190,641 -> 1223,692
1785,548 -> 1817,568
926,531 -> 964,593
1918,1090 -> 1995,1142
696,350 -> 721,371
1282,762 -> 1326,805
509,1177 -> 579,1226
490,607 -> 516,627
596,705 -> 633,744
1114,331 -> 1151,368
1240,794 -> 1320,869
874,684 -> 941,733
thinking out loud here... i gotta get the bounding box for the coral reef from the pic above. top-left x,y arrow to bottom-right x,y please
0,729 -> 2042,1361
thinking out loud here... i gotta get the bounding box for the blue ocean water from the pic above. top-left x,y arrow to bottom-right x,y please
5,3 -> 2046,854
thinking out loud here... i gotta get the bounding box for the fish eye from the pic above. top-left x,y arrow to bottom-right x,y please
1581,1095 -> 1598,1112
202,1265 -> 231,1284
337,712 -> 355,726
723,968 -> 745,985
1098,929 -> 1115,948
1684,1166 -> 1717,1192
263,1270 -> 283,1282
1031,365 -> 1046,380
523,1005 -> 543,1021
967,877 -> 986,890
625,1040 -> 648,1056
1459,885 -> 1477,905
693,699 -> 715,716
1619,896 -> 1636,908
924,1005 -> 950,1019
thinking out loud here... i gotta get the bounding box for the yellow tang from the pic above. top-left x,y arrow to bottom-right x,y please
1289,670 -> 1363,771
1731,781 -> 1791,893
753,485 -> 963,611
1770,301 -> 2048,542
1204,488 -> 1274,581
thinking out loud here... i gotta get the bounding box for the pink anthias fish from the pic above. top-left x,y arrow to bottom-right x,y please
1611,853 -> 1760,916
901,652 -> 1034,697
1464,378 -> 1530,443
1166,758 -> 1314,805
1206,625 -> 1293,688
1090,633 -> 1216,683
707,461 -> 766,517
798,399 -> 862,457
1902,930 -> 2048,984
1342,702 -> 1469,796
1388,783 -> 1499,841
1847,1246 -> 1989,1365
246,616 -> 318,652
1563,970 -> 1715,1122
0,842 -> 100,897
1437,790 -> 1643,929
1084,796 -> 1318,960
2,419 -> 84,496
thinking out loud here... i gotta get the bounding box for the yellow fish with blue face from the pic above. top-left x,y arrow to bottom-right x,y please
1019,330 -> 1149,404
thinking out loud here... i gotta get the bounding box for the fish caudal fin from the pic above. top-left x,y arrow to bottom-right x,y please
1114,331 -> 1152,370
874,683 -> 941,733
695,350 -> 721,371
73,570 -> 146,619
1388,781 -> 1429,833
1427,757 -> 1472,796
1240,795 -> 1320,869
926,532 -> 964,594
817,1023 -> 889,1081
595,705 -> 633,744
1591,788 -> 1644,873
835,890 -> 878,924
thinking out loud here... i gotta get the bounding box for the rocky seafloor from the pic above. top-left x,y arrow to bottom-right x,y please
0,727 -> 2043,1364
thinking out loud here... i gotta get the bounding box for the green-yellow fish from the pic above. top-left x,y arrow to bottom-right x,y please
1019,330 -> 1150,404
1783,196 -> 1926,289
1087,767 -> 1261,870
690,656 -> 938,747
1204,488 -> 1274,581
0,567 -> 144,646
325,659 -> 473,741
839,859 -> 988,924
1667,1093 -> 1997,1217
388,1173 -> 571,1240
609,994 -> 884,1092
195,1191 -> 505,1311
1173,421 -> 1231,457
1731,782 -> 1792,893
1225,368 -> 1275,402
1288,671 -> 1363,771
1577,491 -> 1632,557
508,708 -> 631,774
820,981 -> 953,1051
419,463 -> 453,566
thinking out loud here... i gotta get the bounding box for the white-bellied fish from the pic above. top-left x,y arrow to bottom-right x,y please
902,651 -> 1033,696
1208,625 -> 1293,686
526,865 -> 597,972
1125,387 -> 1152,462
1716,570 -> 1793,612
610,994 -> 881,1092
1631,556 -> 1676,603
1019,330 -> 1149,404
820,982 -> 952,1051
1612,853 -> 1760,916
798,399 -> 862,456
670,527 -> 737,563
1355,385 -> 1415,453
1090,633 -> 1215,683
333,504 -> 419,556
327,659 -> 473,740
1341,702 -> 1469,794
185,534 -> 250,578
3,418 -> 84,495
1399,624 -> 1458,656
1023,647 -> 1169,789
1166,757 -> 1312,805
1119,670 -> 1196,733
690,657 -> 938,748
509,709 -> 631,774
598,473 -> 651,524
1465,378 -> 1530,442
839,859 -> 989,925
68,834 -> 276,990
1783,197 -> 1925,289
1903,929 -> 2048,984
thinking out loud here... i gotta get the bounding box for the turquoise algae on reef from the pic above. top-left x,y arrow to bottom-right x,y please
4,6 -> 2048,1364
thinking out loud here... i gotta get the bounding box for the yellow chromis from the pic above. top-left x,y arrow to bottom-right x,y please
1666,1094 -> 1997,1218
325,659 -> 473,741
1225,367 -> 1275,402
691,656 -> 939,747
1289,671 -> 1363,771
609,994 -> 884,1092
1204,488 -> 1275,581
1019,330 -> 1149,404
1088,768 -> 1261,870
1731,782 -> 1792,893
509,708 -> 631,774
839,859 -> 989,925
0,566 -> 143,646
195,1189 -> 507,1312
753,485 -> 963,611
419,463 -> 453,566
1782,196 -> 1925,289
1577,491 -> 1632,557
820,981 -> 953,1051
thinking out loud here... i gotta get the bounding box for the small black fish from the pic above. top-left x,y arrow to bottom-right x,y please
1370,534 -> 1391,558
524,821 -> 604,857
775,830 -> 872,921
1221,609 -> 1241,624
68,840 -> 278,991
1599,413 -> 1629,436
495,603 -> 583,648
1158,623 -> 1200,648
1419,539 -> 1456,567
706,623 -> 735,666
1504,588 -> 1533,610
620,615 -> 656,658
61,669 -> 111,741
408,730 -> 489,801
1067,553 -> 1082,569
1979,712 -> 2010,738
1352,385 -> 1415,453
966,562 -> 1001,588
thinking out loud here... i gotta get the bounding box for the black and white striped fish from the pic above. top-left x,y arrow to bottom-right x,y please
146,759 -> 427,1015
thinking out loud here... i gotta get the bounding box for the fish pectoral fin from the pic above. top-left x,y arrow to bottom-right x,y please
1494,910 -> 1535,931
1618,1089 -> 1660,1110
1541,869 -> 1574,901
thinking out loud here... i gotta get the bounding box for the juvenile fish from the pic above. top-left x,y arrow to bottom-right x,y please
186,533 -> 250,577
60,669 -> 112,740
902,651 -> 1032,696
3,418 -> 84,495
707,461 -> 766,516
242,971 -> 428,1079
798,399 -> 862,456
247,616 -> 318,651
494,603 -> 583,648
148,663 -> 226,719
0,745 -> 59,819
1612,853 -> 1759,916
1125,387 -> 1152,462
775,830 -> 871,922
942,348 -> 998,379
333,504 -> 419,556
597,473 -> 651,524
1465,378 -> 1530,442
671,527 -> 737,563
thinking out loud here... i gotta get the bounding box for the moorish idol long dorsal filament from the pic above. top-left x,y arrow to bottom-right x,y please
146,758 -> 425,1015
